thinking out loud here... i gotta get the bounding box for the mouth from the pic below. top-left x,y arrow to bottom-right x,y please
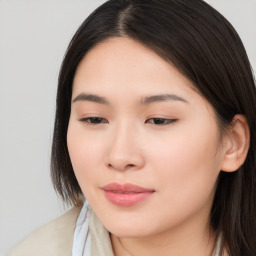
101,183 -> 155,207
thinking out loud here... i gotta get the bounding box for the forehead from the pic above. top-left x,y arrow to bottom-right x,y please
73,37 -> 196,96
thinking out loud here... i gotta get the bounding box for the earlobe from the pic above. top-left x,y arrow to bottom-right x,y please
221,114 -> 250,173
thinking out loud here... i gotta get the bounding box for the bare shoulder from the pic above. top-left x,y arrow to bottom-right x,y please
7,206 -> 81,256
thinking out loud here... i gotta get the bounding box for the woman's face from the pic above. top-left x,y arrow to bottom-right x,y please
67,37 -> 225,238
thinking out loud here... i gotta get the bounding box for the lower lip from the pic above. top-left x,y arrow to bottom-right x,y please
103,191 -> 154,207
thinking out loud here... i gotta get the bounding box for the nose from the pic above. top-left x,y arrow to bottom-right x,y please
106,123 -> 145,172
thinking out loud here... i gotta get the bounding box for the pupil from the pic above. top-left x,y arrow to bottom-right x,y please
91,117 -> 102,123
154,118 -> 164,124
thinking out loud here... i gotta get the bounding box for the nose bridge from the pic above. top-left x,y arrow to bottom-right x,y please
107,119 -> 144,171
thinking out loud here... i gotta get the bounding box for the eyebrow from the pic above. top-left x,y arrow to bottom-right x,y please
140,94 -> 189,105
72,93 -> 189,105
72,93 -> 109,105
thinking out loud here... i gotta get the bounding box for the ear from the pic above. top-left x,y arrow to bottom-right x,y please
221,114 -> 250,173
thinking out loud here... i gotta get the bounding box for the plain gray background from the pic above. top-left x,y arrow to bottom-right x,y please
1,0 -> 255,254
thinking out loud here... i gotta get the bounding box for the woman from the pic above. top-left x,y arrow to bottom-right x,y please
8,0 -> 256,255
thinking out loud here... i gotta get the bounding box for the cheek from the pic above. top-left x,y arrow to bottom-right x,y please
67,124 -> 103,189
147,123 -> 221,208
149,123 -> 220,170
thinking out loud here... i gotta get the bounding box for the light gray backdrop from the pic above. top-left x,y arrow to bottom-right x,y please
1,0 -> 255,254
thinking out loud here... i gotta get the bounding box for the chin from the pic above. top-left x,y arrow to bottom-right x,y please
102,217 -> 158,238
109,228 -> 150,238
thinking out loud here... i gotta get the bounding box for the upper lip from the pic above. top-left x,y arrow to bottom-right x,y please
101,183 -> 155,193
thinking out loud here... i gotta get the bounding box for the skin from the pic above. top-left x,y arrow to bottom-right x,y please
67,37 -> 230,256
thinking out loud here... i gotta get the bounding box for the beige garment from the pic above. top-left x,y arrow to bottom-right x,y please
212,234 -> 222,256
6,207 -> 81,256
6,206 -> 115,256
90,210 -> 114,256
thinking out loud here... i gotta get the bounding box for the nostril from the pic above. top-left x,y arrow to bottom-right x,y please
107,163 -> 136,170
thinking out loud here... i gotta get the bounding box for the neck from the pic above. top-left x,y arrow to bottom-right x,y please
111,218 -> 217,256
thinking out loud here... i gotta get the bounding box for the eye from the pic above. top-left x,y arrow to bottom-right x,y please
79,117 -> 108,125
146,118 -> 177,126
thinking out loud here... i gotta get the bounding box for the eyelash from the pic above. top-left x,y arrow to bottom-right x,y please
145,118 -> 178,126
79,117 -> 108,125
79,117 -> 177,126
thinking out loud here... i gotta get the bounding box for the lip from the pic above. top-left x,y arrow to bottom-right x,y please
101,183 -> 155,207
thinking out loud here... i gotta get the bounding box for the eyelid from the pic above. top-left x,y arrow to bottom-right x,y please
79,116 -> 108,125
145,118 -> 178,125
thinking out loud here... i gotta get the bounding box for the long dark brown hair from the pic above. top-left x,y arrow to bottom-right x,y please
51,0 -> 256,255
